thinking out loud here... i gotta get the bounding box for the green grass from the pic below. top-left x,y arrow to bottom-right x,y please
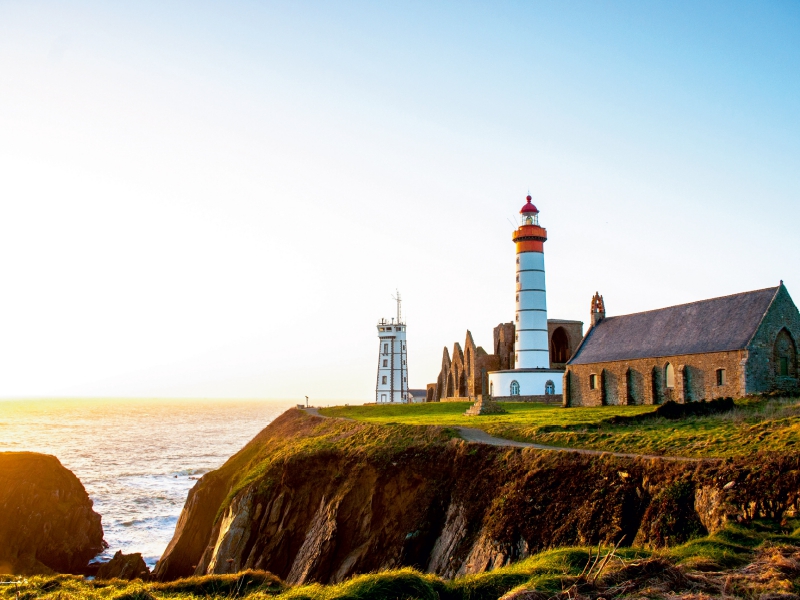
4,521 -> 797,600
319,396 -> 800,458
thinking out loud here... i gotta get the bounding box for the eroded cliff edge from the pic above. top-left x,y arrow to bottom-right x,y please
0,452 -> 105,575
153,409 -> 800,584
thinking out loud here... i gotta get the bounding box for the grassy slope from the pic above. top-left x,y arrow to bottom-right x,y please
4,520 -> 799,600
207,410 -> 458,518
319,396 -> 800,458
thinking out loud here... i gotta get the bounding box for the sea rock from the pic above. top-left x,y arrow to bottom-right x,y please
0,452 -> 105,575
96,551 -> 151,580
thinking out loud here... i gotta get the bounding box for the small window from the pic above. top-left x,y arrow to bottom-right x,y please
780,357 -> 789,376
396,327 -> 402,331
545,380 -> 555,395
380,394 -> 387,401
516,274 -> 519,282
515,334 -> 518,341
515,354 -> 519,362
383,344 -> 388,353
665,363 -> 675,388
716,368 -> 726,386
516,294 -> 519,302
515,314 -> 519,322
510,380 -> 520,396
516,257 -> 519,264
383,359 -> 388,367
382,376 -> 387,384
589,374 -> 597,390
404,376 -> 407,382
403,360 -> 406,365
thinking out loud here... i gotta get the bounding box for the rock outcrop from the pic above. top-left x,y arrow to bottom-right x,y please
96,551 -> 151,580
154,409 -> 800,585
0,452 -> 105,575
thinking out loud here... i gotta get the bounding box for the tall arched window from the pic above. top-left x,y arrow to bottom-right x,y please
550,327 -> 571,364
545,380 -> 555,395
774,328 -> 797,378
510,380 -> 520,396
665,363 -> 675,389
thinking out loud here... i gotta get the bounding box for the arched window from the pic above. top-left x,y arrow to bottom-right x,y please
665,363 -> 675,388
545,380 -> 555,395
774,328 -> 797,378
510,380 -> 520,396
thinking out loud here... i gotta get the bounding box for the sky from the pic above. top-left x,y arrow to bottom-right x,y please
0,1 -> 798,401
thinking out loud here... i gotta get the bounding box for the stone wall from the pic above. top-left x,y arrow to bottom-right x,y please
564,350 -> 747,407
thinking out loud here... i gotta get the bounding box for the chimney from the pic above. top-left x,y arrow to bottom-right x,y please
591,292 -> 605,327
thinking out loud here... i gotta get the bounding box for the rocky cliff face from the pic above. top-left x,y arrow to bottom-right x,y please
154,409 -> 800,584
0,452 -> 105,575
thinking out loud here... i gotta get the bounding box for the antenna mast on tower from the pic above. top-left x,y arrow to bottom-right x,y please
392,290 -> 402,324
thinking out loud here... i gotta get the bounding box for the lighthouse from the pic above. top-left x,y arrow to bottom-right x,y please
487,196 -> 563,400
514,196 -> 550,369
375,292 -> 408,403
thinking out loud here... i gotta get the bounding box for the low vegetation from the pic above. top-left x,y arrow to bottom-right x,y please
4,520 -> 799,600
206,410 -> 459,519
320,395 -> 800,458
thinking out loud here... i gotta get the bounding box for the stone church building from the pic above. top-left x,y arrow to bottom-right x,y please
426,319 -> 583,402
564,284 -> 800,406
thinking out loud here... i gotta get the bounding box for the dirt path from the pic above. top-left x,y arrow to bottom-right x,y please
302,407 -> 703,462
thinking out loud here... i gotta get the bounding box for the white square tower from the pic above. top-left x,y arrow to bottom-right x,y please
376,292 -> 408,403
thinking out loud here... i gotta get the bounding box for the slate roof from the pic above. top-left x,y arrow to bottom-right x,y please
568,287 -> 779,365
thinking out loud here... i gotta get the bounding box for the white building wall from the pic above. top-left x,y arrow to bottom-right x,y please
489,371 -> 562,398
515,250 -> 550,368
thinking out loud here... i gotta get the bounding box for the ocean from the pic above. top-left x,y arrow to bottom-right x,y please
0,398 -> 298,569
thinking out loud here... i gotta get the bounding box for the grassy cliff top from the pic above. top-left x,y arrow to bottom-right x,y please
319,396 -> 800,458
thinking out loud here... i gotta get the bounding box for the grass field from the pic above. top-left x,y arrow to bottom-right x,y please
3,520 -> 798,600
319,396 -> 800,458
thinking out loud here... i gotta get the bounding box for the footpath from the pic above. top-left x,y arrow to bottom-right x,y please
302,407 -> 703,462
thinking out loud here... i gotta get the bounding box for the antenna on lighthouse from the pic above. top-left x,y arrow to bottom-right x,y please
392,290 -> 402,324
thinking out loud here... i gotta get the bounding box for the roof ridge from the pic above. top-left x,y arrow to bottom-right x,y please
600,286 -> 779,321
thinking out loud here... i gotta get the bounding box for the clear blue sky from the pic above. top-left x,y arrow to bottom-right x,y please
1,1 -> 798,399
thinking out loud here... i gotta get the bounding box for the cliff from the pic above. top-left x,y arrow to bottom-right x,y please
0,452 -> 105,575
154,409 -> 800,584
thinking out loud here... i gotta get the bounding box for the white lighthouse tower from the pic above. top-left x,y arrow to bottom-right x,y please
376,291 -> 408,403
488,196 -> 563,399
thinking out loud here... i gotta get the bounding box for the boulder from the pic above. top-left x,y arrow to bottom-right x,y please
96,551 -> 151,580
0,452 -> 105,575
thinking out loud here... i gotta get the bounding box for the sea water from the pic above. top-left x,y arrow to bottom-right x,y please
0,398 -> 298,568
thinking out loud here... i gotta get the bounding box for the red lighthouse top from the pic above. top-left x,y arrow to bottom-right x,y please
520,195 -> 539,214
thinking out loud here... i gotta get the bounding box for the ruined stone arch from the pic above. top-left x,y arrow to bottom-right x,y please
680,365 -> 691,402
774,328 -> 798,379
625,368 -> 636,405
550,326 -> 571,364
651,366 -> 662,404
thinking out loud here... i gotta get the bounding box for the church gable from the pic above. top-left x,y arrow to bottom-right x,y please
569,287 -> 780,365
744,284 -> 800,394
